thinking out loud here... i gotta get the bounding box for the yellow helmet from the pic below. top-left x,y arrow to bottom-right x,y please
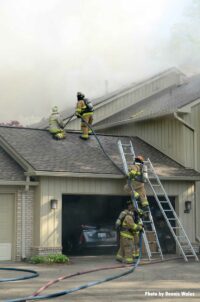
52,106 -> 58,113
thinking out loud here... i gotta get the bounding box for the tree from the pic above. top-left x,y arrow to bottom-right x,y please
0,120 -> 23,127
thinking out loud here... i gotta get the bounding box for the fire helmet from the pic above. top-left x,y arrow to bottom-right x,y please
77,92 -> 85,100
135,155 -> 144,163
52,106 -> 58,113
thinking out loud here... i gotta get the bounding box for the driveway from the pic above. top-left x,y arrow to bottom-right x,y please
0,256 -> 200,301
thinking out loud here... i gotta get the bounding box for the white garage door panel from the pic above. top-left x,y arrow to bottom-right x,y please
0,194 -> 14,260
0,243 -> 12,260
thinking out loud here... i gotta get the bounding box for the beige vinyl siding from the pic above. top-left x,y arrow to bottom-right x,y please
66,70 -> 182,131
101,117 -> 194,168
195,181 -> 200,241
185,102 -> 200,172
36,176 -> 195,248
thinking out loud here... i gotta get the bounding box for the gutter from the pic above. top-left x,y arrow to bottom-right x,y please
24,171 -> 125,179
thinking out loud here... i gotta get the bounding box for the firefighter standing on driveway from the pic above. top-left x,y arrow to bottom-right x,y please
115,200 -> 143,264
75,92 -> 94,140
125,155 -> 149,210
48,106 -> 66,140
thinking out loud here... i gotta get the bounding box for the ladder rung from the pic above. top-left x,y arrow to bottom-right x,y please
185,255 -> 195,257
124,153 -> 133,155
121,143 -> 131,147
143,221 -> 151,223
145,231 -> 154,233
168,218 -> 176,220
151,252 -> 160,254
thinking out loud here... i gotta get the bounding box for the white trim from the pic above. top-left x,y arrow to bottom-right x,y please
178,97 -> 200,113
25,171 -> 124,179
0,181 -> 38,186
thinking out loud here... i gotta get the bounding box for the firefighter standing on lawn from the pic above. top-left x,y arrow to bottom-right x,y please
75,92 -> 94,140
48,106 -> 66,140
115,200 -> 143,264
125,155 -> 149,210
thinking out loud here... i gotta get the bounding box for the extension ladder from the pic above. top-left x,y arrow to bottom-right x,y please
145,159 -> 199,262
118,140 -> 164,261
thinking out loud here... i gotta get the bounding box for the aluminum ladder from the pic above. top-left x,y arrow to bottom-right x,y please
118,140 -> 164,261
145,158 -> 199,262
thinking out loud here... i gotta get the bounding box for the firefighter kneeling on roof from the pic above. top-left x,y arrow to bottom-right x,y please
75,92 -> 94,140
48,106 -> 66,140
115,200 -> 143,264
124,155 -> 149,210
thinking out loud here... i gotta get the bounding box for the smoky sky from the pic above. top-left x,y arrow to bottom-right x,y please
0,0 -> 196,125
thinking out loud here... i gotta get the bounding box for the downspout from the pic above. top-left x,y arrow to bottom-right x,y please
21,176 -> 30,260
174,112 -> 200,243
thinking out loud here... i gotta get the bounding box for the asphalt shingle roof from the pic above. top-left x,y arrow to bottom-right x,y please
95,74 -> 200,127
0,126 -> 199,179
0,146 -> 25,180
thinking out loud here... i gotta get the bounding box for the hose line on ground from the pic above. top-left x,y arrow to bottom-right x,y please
0,268 -> 39,282
5,235 -> 143,302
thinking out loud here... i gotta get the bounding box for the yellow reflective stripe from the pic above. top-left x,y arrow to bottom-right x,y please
124,257 -> 133,262
120,231 -> 133,239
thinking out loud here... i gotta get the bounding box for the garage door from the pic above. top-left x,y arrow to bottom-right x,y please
0,194 -> 14,260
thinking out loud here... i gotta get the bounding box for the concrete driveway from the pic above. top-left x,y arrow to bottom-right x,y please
0,256 -> 200,301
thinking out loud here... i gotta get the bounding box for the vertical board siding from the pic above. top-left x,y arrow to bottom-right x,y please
36,177 -> 195,247
190,102 -> 200,171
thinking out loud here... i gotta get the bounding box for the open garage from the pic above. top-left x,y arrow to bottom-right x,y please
62,194 -> 176,256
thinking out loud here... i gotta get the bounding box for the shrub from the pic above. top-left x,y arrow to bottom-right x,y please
29,254 -> 69,264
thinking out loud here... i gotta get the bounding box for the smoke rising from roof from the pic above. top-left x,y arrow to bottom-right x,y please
0,0 -> 197,125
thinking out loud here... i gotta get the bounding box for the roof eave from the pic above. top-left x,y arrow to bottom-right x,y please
158,176 -> 200,181
25,171 -> 124,179
0,180 -> 39,186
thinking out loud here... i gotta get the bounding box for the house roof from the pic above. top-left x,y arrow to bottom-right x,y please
0,126 -> 199,180
0,146 -> 25,181
95,74 -> 200,128
31,67 -> 184,129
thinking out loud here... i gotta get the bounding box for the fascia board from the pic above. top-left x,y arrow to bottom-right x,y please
24,171 -> 200,181
0,180 -> 39,186
178,97 -> 200,113
25,171 -> 124,179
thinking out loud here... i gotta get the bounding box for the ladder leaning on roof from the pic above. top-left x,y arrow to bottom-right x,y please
145,159 -> 199,262
118,140 -> 164,261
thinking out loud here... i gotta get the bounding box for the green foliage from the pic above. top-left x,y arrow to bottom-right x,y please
29,254 -> 69,264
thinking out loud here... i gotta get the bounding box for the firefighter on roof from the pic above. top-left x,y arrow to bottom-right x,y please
48,106 -> 66,140
75,92 -> 94,140
115,200 -> 143,264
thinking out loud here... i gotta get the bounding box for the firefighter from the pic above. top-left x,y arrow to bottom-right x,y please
115,200 -> 143,264
125,155 -> 149,209
48,106 -> 66,139
75,92 -> 94,140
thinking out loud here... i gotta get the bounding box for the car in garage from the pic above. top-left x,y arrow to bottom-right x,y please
78,224 -> 117,250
